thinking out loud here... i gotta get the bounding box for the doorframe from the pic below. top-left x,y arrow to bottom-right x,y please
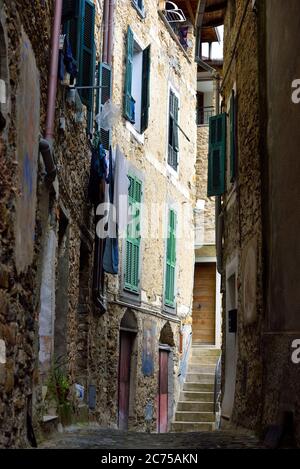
193,257 -> 221,347
118,326 -> 137,430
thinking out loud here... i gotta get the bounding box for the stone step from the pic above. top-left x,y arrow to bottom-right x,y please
189,357 -> 219,365
183,382 -> 214,392
177,401 -> 214,412
188,364 -> 216,374
191,348 -> 220,357
175,411 -> 215,423
186,372 -> 215,383
180,391 -> 214,402
171,421 -> 214,432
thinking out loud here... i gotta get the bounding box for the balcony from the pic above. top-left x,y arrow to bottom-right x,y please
197,106 -> 214,126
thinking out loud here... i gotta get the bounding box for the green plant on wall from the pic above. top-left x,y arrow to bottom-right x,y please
47,358 -> 72,425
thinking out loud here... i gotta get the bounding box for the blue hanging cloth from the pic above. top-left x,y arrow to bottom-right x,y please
88,144 -> 108,206
103,147 -> 119,275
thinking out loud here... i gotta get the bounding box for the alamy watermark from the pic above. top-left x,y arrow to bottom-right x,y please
291,339 -> 300,364
95,199 -> 204,245
291,80 -> 300,104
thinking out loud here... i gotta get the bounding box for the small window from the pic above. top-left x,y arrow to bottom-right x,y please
132,0 -> 145,16
168,89 -> 179,171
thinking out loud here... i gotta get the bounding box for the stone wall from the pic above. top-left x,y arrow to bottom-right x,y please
195,126 -> 215,247
84,0 -> 197,431
0,0 -> 96,447
221,0 -> 264,431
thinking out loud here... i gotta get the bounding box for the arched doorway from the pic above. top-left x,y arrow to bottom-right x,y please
118,310 -> 138,430
158,322 -> 175,433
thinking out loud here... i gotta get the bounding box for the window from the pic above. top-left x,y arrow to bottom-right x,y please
96,62 -> 112,150
207,113 -> 226,197
124,27 -> 151,134
124,175 -> 142,293
164,209 -> 177,308
132,0 -> 145,16
62,0 -> 96,124
197,80 -> 214,126
168,89 -> 179,170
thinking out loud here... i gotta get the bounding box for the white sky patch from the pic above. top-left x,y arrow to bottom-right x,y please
201,26 -> 224,60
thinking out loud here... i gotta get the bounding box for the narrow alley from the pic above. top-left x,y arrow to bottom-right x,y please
0,0 -> 300,454
39,425 -> 263,449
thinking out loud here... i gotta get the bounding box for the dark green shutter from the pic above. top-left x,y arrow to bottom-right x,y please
165,209 -> 176,308
173,95 -> 179,151
140,45 -> 151,133
230,90 -> 236,182
207,113 -> 226,197
124,27 -> 135,123
62,0 -> 78,21
168,91 -> 179,170
125,175 -> 142,293
78,0 -> 95,112
96,62 -> 112,150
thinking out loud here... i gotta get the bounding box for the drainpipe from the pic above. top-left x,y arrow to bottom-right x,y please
45,0 -> 63,142
107,0 -> 115,66
102,0 -> 109,63
40,0 -> 62,181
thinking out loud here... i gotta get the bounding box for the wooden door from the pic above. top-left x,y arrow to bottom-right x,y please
192,263 -> 216,344
158,349 -> 168,433
118,331 -> 134,430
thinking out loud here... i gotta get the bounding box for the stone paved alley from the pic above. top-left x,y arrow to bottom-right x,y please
40,425 -> 264,449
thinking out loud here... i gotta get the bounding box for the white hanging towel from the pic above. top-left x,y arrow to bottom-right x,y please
113,145 -> 129,238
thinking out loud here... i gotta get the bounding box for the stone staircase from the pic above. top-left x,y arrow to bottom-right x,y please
171,346 -> 220,432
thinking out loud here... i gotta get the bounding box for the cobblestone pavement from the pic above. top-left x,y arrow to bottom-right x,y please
39,424 -> 265,449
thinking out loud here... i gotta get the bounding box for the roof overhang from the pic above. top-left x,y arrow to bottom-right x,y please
196,0 -> 227,30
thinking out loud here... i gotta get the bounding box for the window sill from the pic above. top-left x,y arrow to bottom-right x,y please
126,120 -> 145,145
166,163 -> 179,180
163,304 -> 177,316
119,289 -> 141,307
131,1 -> 146,19
158,11 -> 191,64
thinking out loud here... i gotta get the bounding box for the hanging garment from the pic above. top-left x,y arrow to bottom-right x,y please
88,144 -> 107,206
103,147 -> 119,274
113,145 -> 129,238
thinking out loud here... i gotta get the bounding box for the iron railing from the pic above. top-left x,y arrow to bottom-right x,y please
197,106 -> 214,126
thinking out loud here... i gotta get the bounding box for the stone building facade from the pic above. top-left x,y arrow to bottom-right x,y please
199,0 -> 300,445
87,0 -> 198,432
0,0 -> 199,447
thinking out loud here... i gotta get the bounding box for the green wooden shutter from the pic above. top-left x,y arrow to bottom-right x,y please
207,113 -> 226,197
124,27 -> 135,123
168,91 -> 179,170
125,175 -> 142,293
96,62 -> 112,150
62,0 -> 78,21
165,209 -> 176,308
173,95 -> 179,151
78,0 -> 95,112
230,90 -> 236,182
140,45 -> 151,133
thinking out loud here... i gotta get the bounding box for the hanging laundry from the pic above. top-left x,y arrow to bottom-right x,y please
88,143 -> 108,206
113,145 -> 129,238
103,147 -> 119,274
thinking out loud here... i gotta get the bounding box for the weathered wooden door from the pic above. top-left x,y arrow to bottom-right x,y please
192,263 -> 216,344
118,331 -> 134,430
158,349 -> 169,433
